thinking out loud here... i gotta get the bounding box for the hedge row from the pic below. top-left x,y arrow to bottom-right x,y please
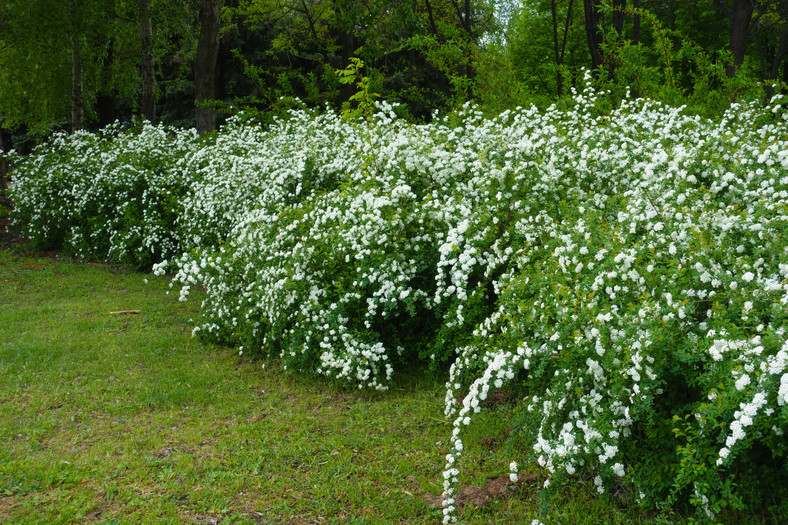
10,84 -> 788,521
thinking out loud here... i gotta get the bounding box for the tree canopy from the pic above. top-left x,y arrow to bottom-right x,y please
0,0 -> 786,141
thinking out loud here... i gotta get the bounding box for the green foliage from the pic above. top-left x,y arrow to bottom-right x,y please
338,58 -> 380,121
595,4 -> 767,118
506,0 -> 588,104
0,0 -> 197,134
9,87 -> 788,522
0,0 -> 135,134
493,0 -> 788,119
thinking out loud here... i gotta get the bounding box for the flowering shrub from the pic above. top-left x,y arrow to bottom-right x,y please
9,81 -> 788,520
440,90 -> 788,521
10,123 -> 198,269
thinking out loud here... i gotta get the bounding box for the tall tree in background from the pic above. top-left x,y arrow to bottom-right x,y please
71,0 -> 85,132
749,0 -> 788,97
611,0 -> 625,36
727,0 -> 756,77
195,0 -> 221,134
194,0 -> 222,134
509,0 -> 586,100
140,0 -> 156,122
3,0 -> 788,141
583,0 -> 603,71
0,0 -> 143,135
550,0 -> 575,95
227,0 -> 496,116
766,0 -> 788,90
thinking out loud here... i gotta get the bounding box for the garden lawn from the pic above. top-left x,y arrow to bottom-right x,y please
0,249 -> 444,524
0,249 -> 671,524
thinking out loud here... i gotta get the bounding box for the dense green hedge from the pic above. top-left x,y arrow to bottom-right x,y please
9,84 -> 788,521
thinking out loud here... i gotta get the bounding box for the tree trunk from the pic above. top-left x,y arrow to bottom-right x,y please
584,0 -> 604,72
561,0 -> 575,63
772,1 -> 788,81
612,0 -> 625,37
727,0 -> 755,78
71,1 -> 84,133
551,0 -> 563,96
631,0 -> 641,98
608,0 -> 625,78
462,0 -> 475,85
425,0 -> 439,36
462,0 -> 472,34
195,0 -> 221,135
71,36 -> 84,132
140,0 -> 156,123
762,22 -> 788,100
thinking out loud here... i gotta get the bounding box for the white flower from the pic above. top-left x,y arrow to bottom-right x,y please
742,271 -> 755,282
743,301 -> 753,311
594,475 -> 604,494
735,374 -> 751,391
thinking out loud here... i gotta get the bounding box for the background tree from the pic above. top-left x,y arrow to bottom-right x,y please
508,0 -> 587,101
195,0 -> 222,134
140,0 -> 156,122
2,0 -> 788,147
0,0 -> 146,135
583,0 -> 603,71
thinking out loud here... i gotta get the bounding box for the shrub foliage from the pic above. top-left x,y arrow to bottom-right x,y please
9,83 -> 788,521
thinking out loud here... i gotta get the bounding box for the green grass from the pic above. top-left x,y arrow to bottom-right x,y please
0,248 -> 687,524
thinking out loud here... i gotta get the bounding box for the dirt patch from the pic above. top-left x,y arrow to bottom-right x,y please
479,426 -> 514,451
0,495 -> 20,521
415,471 -> 540,511
154,446 -> 178,459
456,390 -> 515,408
0,211 -> 25,250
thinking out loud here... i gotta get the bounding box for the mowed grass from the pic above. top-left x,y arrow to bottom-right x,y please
0,248 -> 673,524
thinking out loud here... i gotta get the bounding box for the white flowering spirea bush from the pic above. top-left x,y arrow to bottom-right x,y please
439,94 -> 788,520
11,123 -> 200,269
9,82 -> 788,520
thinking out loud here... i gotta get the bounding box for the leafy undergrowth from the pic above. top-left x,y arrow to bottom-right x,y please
0,249 -> 662,524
